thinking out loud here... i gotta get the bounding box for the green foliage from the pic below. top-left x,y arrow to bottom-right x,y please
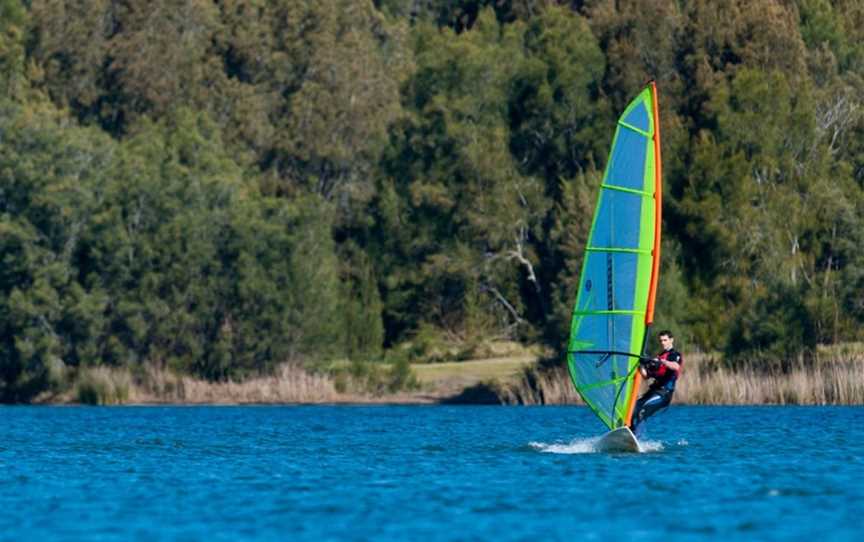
219,194 -> 346,376
0,101 -> 352,399
387,357 -> 419,392
91,110 -> 246,377
511,6 -> 608,183
331,358 -> 419,395
586,0 -> 685,109
342,248 -> 385,361
798,0 -> 852,70
3,0 -> 864,402
726,282 -> 817,368
378,0 -> 558,30
373,7 -> 607,346
0,0 -> 26,98
544,171 -> 601,346
93,114 -> 347,378
675,66 -> 864,355
280,2 -> 408,198
652,240 -> 695,347
29,0 -> 222,131
0,99 -> 115,401
381,323 -> 455,364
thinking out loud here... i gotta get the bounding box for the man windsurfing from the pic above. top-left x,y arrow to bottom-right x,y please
630,330 -> 682,432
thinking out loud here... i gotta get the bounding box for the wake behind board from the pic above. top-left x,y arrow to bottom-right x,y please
595,427 -> 640,453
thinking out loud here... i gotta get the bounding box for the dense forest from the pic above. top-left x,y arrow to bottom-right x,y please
1,0 -> 863,402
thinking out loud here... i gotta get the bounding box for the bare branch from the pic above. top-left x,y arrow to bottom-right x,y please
506,225 -> 541,294
480,283 -> 523,324
816,92 -> 861,155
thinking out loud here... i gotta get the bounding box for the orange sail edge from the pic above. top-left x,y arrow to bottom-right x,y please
624,371 -> 643,428
624,81 -> 663,428
645,81 -> 662,326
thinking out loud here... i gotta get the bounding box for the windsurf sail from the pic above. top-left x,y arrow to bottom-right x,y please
566,82 -> 662,430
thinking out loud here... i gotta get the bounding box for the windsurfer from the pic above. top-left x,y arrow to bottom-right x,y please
630,330 -> 682,432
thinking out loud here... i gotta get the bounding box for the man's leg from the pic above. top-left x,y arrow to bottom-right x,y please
640,390 -> 672,423
631,390 -> 672,431
630,393 -> 649,431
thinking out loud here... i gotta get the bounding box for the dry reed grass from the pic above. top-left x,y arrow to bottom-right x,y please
499,349 -> 864,405
496,364 -> 583,405
676,352 -> 864,405
39,344 -> 864,405
130,364 -> 342,404
50,363 -> 428,405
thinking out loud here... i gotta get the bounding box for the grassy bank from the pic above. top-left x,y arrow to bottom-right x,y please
498,346 -> 864,405
410,356 -> 536,398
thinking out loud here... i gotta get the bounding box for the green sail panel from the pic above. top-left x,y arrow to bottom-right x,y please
567,85 -> 659,430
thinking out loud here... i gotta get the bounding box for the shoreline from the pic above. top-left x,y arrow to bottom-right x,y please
17,348 -> 864,407
16,399 -> 864,407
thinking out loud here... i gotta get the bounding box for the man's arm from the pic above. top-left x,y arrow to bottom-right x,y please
661,359 -> 680,371
661,353 -> 681,371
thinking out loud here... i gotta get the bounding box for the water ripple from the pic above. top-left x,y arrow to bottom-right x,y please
0,405 -> 862,541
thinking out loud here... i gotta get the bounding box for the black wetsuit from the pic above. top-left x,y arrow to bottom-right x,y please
631,348 -> 682,432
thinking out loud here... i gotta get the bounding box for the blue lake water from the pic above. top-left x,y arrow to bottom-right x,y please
1,405 -> 863,541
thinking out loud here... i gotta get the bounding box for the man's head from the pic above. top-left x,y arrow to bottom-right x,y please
658,330 -> 674,350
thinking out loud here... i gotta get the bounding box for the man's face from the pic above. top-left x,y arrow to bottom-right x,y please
659,335 -> 673,350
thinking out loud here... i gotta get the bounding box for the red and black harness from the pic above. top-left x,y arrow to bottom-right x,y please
646,348 -> 683,391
